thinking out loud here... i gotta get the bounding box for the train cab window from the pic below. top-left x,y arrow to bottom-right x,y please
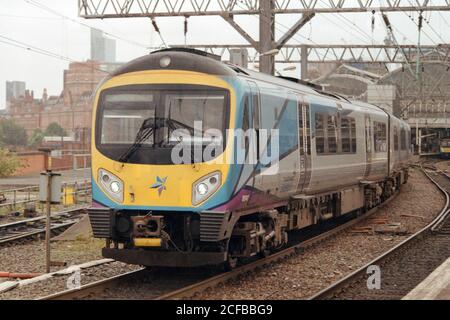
242,96 -> 250,154
394,127 -> 399,151
401,128 -> 407,150
327,115 -> 338,153
341,116 -> 356,153
374,121 -> 387,152
101,93 -> 156,145
96,85 -> 230,165
315,113 -> 325,154
243,96 -> 250,131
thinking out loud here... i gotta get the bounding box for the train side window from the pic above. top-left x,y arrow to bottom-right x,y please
305,105 -> 311,155
341,116 -> 356,153
406,130 -> 410,151
327,115 -> 338,153
394,127 -> 399,151
315,113 -> 325,154
374,121 -> 387,152
350,118 -> 356,153
401,128 -> 406,150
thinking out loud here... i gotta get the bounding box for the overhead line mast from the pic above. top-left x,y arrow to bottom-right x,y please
78,0 -> 450,75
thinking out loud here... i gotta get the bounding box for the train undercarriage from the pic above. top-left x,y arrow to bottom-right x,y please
90,169 -> 409,269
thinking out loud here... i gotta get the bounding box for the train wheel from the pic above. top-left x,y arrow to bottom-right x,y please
258,249 -> 270,258
224,254 -> 237,271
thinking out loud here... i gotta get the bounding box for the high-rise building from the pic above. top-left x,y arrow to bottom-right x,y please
90,28 -> 116,63
104,38 -> 116,63
6,81 -> 26,101
5,81 -> 26,111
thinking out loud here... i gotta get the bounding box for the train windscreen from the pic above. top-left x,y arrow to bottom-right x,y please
96,85 -> 229,165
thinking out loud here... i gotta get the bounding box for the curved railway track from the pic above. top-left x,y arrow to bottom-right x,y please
0,207 -> 88,245
41,191 -> 400,300
309,165 -> 450,300
41,164 -> 448,301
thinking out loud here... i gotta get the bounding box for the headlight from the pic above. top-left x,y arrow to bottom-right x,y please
196,183 -> 208,196
192,172 -> 221,206
110,181 -> 121,193
98,169 -> 124,203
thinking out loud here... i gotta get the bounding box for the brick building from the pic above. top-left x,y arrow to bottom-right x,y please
7,60 -> 119,149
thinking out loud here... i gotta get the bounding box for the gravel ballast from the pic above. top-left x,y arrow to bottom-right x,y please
195,167 -> 445,300
0,167 -> 444,300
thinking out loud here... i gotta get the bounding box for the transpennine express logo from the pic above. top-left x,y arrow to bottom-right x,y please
151,176 -> 168,196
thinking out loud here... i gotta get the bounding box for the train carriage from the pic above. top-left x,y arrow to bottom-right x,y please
440,138 -> 450,158
89,49 -> 412,268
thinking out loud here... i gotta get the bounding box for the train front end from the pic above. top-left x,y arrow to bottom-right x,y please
440,138 -> 450,158
89,50 -> 239,267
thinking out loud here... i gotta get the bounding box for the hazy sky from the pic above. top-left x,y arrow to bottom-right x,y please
1,0 -> 449,108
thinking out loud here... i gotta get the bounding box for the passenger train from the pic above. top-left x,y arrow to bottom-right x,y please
440,138 -> 450,158
88,49 -> 412,269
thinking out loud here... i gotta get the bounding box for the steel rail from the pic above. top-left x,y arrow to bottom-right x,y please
40,193 -> 399,300
0,207 -> 88,245
40,166 -> 430,301
155,193 -> 400,300
309,166 -> 450,300
38,269 -> 146,300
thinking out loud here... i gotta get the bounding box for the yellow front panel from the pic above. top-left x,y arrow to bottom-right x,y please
91,70 -> 236,208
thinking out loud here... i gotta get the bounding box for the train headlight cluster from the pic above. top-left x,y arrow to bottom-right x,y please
192,171 -> 221,205
98,169 -> 124,203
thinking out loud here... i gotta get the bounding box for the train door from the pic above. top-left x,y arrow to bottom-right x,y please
364,114 -> 373,178
246,81 -> 260,205
297,95 -> 312,193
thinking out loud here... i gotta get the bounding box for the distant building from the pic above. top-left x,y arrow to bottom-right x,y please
91,28 -> 116,63
7,60 -> 123,150
6,81 -> 26,111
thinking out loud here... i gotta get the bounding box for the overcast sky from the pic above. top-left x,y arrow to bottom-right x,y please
1,0 -> 449,108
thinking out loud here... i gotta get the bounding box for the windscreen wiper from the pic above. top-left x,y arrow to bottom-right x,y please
118,117 -> 156,163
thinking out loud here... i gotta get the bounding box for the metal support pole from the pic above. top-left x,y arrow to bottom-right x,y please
259,0 -> 275,75
301,45 -> 308,80
45,171 -> 52,273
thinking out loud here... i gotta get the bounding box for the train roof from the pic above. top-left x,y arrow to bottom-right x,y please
111,48 -> 236,77
110,48 -> 396,117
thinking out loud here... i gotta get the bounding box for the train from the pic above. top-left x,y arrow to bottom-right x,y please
88,48 -> 412,269
440,138 -> 450,158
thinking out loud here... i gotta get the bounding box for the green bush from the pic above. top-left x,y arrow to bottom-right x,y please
28,128 -> 44,147
0,119 -> 28,146
0,148 -> 22,177
45,122 -> 67,137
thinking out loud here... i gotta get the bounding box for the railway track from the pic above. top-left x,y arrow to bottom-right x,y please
41,164 -> 448,301
310,165 -> 450,300
0,207 -> 88,245
41,191 -> 400,300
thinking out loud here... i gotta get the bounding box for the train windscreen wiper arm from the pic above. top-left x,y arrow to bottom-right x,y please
118,118 -> 156,163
